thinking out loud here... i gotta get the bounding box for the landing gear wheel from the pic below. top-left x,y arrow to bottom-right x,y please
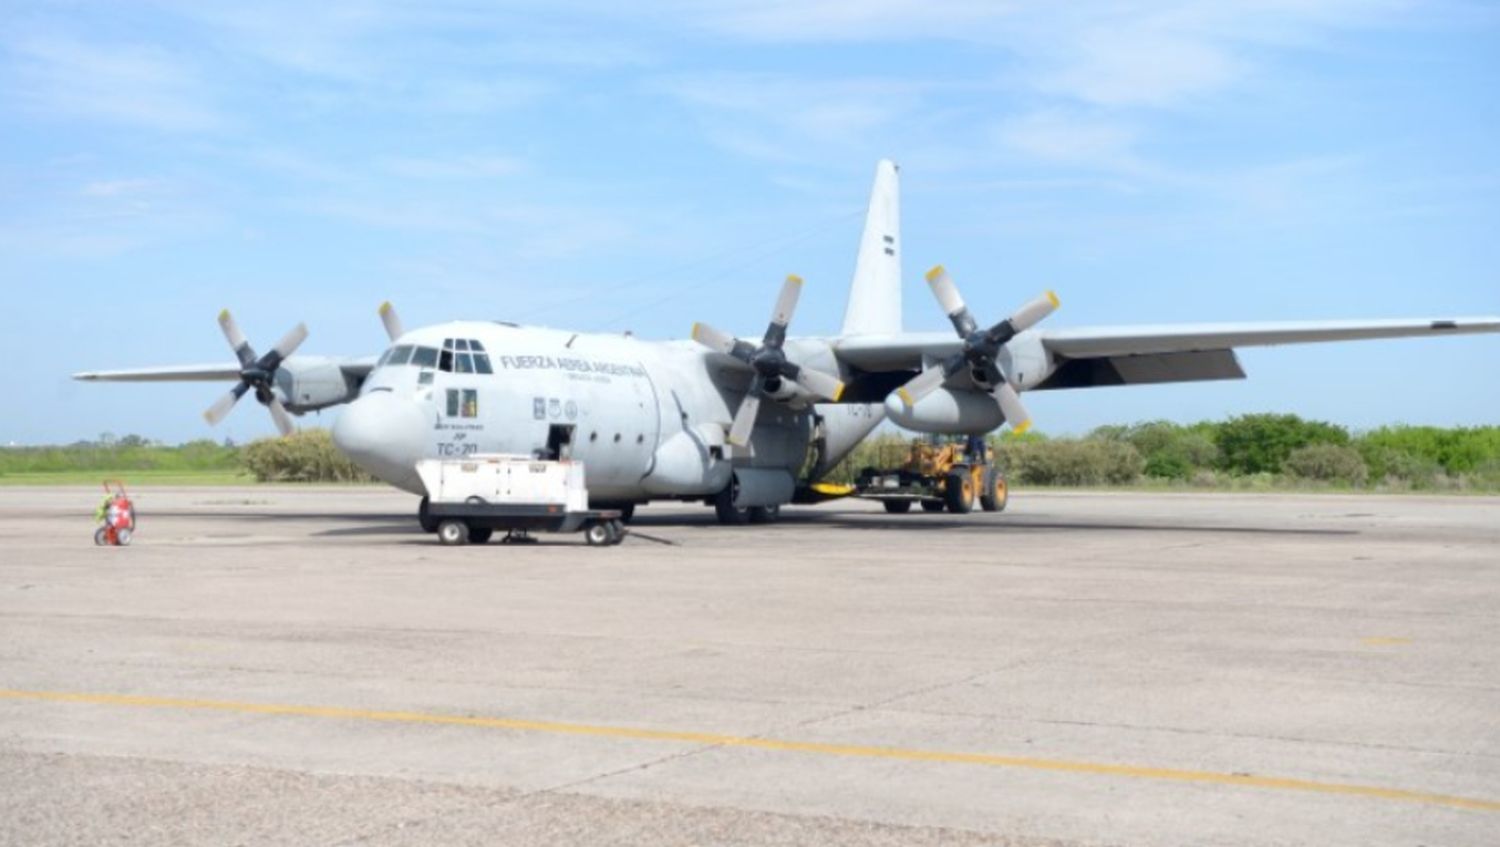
713,481 -> 748,525
604,520 -> 625,544
920,500 -> 945,513
94,527 -> 109,546
979,468 -> 1008,513
584,521 -> 612,546
115,528 -> 132,546
468,526 -> 493,544
437,519 -> 469,546
944,471 -> 975,514
418,497 -> 439,533
748,503 -> 781,524
883,500 -> 912,514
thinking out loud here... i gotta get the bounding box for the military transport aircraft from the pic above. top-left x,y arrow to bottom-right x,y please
76,161 -> 1500,526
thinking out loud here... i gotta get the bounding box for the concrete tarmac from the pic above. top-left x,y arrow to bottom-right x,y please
1,486 -> 1497,845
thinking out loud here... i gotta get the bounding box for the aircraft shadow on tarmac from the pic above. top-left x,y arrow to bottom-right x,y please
142,509 -> 1358,539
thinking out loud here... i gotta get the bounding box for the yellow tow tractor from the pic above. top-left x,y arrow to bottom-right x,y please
853,434 -> 1007,514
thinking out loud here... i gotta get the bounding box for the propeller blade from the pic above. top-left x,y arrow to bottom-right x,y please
926,265 -> 978,337
770,274 -> 803,328
1007,291 -> 1061,335
727,383 -> 763,447
379,301 -> 404,341
894,365 -> 948,409
202,381 -> 249,426
992,381 -> 1032,435
789,366 -> 845,402
267,396 -> 296,437
269,322 -> 309,361
218,310 -> 257,368
691,322 -> 740,357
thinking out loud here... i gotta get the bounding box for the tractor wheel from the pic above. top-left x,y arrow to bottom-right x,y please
468,526 -> 494,544
437,520 -> 469,546
944,471 -> 975,514
94,527 -> 109,546
115,528 -> 132,546
979,468 -> 1009,512
920,500 -> 945,513
883,500 -> 912,514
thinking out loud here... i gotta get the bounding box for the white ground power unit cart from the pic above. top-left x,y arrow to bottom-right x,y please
416,455 -> 626,546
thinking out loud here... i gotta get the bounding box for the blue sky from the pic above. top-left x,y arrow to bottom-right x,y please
2,1 -> 1497,445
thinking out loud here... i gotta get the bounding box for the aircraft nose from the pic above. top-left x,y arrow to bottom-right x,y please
332,391 -> 429,493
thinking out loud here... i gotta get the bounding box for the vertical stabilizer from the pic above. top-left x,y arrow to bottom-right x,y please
839,159 -> 902,336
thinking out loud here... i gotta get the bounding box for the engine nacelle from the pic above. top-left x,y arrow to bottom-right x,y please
274,356 -> 358,413
884,387 -> 1006,434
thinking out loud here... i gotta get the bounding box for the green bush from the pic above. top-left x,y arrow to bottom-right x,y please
1093,420 -> 1218,480
1215,414 -> 1348,475
240,429 -> 375,483
1355,426 -> 1500,475
996,438 -> 1143,486
1284,443 -> 1369,485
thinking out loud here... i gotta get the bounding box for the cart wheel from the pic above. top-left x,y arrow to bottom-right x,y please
584,522 -> 611,546
437,520 -> 469,546
418,497 -> 439,533
468,526 -> 493,544
94,527 -> 108,546
748,504 -> 780,524
920,500 -> 945,513
115,528 -> 132,547
883,500 -> 912,514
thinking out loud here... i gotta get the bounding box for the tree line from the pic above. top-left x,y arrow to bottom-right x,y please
4,416 -> 1499,490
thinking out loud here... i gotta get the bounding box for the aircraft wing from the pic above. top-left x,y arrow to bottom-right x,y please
73,356 -> 380,383
830,316 -> 1500,394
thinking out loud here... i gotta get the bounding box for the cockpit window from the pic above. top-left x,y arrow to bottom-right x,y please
455,353 -> 474,373
411,346 -> 438,368
438,348 -> 453,372
470,340 -> 486,352
387,345 -> 414,366
455,339 -> 470,351
473,353 -> 493,374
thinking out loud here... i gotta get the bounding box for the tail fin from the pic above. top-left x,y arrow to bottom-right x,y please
839,159 -> 902,336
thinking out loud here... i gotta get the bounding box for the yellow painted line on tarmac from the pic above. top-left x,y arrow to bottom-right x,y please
2,687 -> 1496,813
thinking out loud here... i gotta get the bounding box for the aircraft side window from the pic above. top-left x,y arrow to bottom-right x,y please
417,371 -> 434,385
473,353 -> 493,374
410,346 -> 438,368
388,345 -> 414,366
445,389 -> 460,417
462,389 -> 478,418
456,353 -> 474,373
438,349 -> 453,372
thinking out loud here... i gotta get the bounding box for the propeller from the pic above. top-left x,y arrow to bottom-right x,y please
379,301 -> 404,341
692,274 -> 846,447
894,265 -> 1059,434
202,310 -> 309,436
